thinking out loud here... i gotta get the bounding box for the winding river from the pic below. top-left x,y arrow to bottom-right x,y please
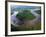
11,9 -> 41,27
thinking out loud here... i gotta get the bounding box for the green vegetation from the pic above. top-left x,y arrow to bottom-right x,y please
16,10 -> 35,20
11,9 -> 41,31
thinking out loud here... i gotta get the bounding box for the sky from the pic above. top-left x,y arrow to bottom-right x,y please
11,5 -> 40,9
11,5 -> 41,13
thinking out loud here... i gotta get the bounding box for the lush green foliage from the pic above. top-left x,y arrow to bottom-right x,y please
16,10 -> 35,20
